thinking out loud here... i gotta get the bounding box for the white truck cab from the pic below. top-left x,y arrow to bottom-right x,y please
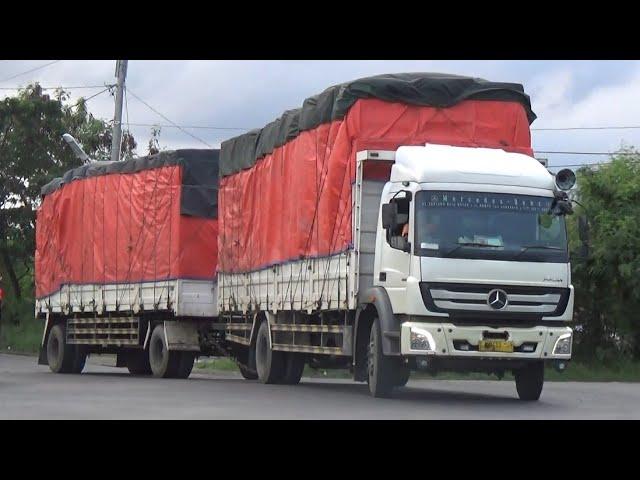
369,143 -> 574,399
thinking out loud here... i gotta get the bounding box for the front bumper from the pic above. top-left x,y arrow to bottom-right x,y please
400,321 -> 572,360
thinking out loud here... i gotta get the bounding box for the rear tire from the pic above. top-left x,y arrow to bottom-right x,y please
515,361 -> 545,401
174,352 -> 195,379
279,353 -> 305,385
238,344 -> 259,379
367,318 -> 395,398
149,324 -> 181,378
127,350 -> 152,375
255,321 -> 285,384
239,363 -> 259,380
47,323 -> 85,374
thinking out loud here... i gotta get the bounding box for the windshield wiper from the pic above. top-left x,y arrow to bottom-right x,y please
443,242 -> 502,258
515,244 -> 564,260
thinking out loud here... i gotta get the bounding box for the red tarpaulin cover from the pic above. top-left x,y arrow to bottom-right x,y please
35,164 -> 218,299
219,98 -> 533,274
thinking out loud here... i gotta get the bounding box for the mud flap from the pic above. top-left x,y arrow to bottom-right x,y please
37,315 -> 50,366
164,321 -> 201,352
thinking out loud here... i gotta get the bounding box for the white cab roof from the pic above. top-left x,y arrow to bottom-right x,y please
391,143 -> 555,191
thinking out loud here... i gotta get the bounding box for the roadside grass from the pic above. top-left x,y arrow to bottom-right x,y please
0,316 -> 42,355
194,356 -> 640,382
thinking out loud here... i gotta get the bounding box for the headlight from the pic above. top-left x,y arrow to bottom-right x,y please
553,333 -> 572,355
410,327 -> 435,351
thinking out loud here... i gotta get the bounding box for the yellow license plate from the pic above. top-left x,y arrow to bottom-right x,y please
478,340 -> 514,353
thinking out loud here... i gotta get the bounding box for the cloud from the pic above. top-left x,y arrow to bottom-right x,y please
2,60 -> 640,165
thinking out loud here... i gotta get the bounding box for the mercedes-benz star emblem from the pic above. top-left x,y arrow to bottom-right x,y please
487,289 -> 508,310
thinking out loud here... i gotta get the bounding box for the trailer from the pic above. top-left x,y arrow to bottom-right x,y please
36,149 -> 221,377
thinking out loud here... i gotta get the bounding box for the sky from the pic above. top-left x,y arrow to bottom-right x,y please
1,59 -> 639,170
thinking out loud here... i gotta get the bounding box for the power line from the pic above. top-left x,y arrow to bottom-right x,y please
82,87 -> 111,103
123,122 -> 250,131
124,87 -> 130,132
533,125 -> 640,131
534,150 -> 639,156
0,84 -> 110,91
126,88 -> 213,148
550,164 -> 606,168
0,60 -> 62,84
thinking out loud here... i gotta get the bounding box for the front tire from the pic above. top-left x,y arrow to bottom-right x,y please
515,361 -> 545,401
255,321 -> 285,384
367,318 -> 395,398
393,364 -> 411,388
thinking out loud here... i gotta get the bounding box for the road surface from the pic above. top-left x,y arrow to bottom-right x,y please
1,353 -> 638,419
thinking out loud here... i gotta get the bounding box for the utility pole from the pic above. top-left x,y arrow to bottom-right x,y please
110,60 -> 128,163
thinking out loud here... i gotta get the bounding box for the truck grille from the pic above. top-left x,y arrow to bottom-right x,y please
420,282 -> 570,319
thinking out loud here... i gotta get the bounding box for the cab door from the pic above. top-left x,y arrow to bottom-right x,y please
375,190 -> 413,311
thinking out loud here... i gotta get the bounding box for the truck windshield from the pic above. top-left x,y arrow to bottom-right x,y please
414,191 -> 568,263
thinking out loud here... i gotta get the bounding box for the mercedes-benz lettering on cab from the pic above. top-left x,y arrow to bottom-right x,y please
376,144 -> 573,396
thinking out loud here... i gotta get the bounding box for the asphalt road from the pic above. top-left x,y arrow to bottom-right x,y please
1,353 -> 638,419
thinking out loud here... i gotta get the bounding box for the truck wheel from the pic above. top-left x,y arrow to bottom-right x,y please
174,352 -> 195,379
255,321 -> 285,384
47,324 -> 84,374
393,364 -> 411,387
367,318 -> 395,398
279,353 -> 305,385
148,324 -> 181,378
72,347 -> 88,374
127,350 -> 152,375
239,363 -> 259,380
515,361 -> 545,401
238,345 -> 258,379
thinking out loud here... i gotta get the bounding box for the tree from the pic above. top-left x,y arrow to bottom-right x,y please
0,84 -> 136,321
568,148 -> 640,362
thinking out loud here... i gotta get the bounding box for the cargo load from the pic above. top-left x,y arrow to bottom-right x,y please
218,73 -> 535,278
35,149 -> 219,317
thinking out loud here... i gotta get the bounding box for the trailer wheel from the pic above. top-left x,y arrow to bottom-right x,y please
174,352 -> 195,379
514,361 -> 545,401
72,347 -> 87,374
47,324 -> 85,374
126,350 -> 152,375
367,318 -> 395,397
279,353 -> 305,385
255,321 -> 285,384
148,324 -> 181,378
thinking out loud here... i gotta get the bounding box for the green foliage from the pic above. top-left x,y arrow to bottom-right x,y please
568,148 -> 640,361
0,84 -> 136,324
0,312 -> 42,353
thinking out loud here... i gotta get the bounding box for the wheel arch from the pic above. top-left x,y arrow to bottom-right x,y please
353,287 -> 401,381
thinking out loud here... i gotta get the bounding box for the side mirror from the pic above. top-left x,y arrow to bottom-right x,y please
578,215 -> 590,244
403,241 -> 412,253
382,203 -> 398,230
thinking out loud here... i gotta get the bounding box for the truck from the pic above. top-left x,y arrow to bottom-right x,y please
36,73 -> 577,401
